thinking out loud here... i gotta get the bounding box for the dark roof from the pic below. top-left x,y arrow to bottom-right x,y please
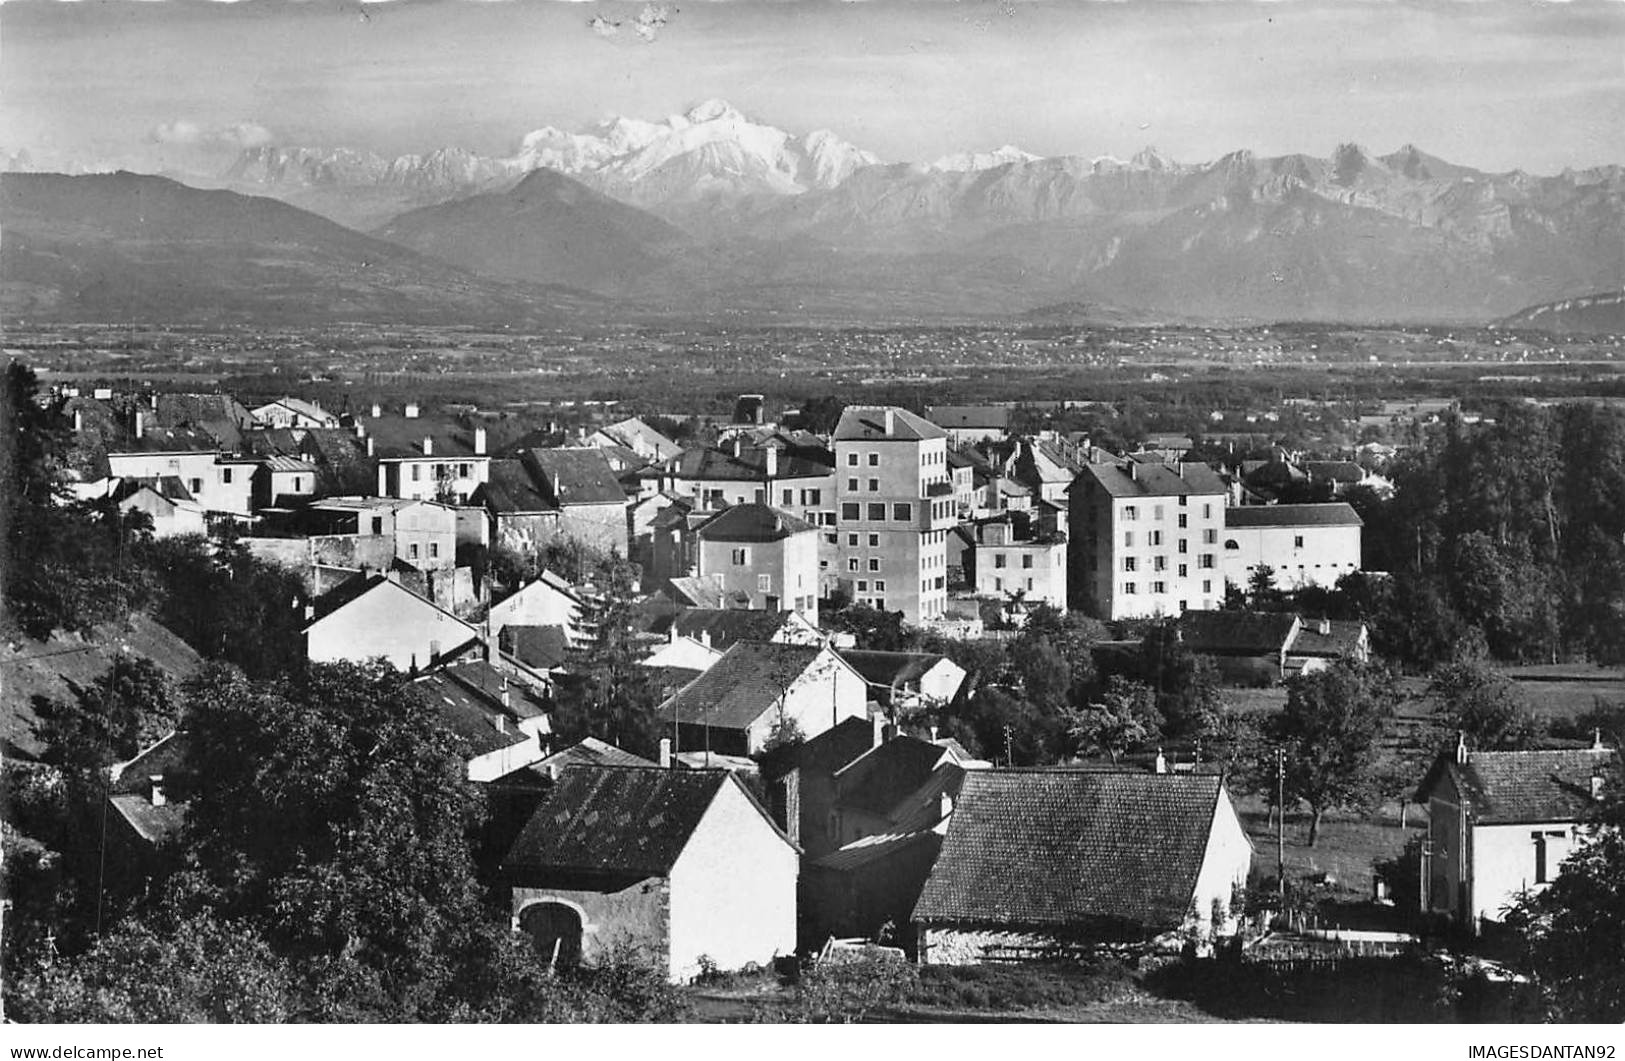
537,737 -> 657,773
834,406 -> 946,443
1073,461 -> 1227,499
926,406 -> 1011,431
109,795 -> 189,845
110,731 -> 191,794
1302,461 -> 1365,483
659,641 -> 831,731
1289,619 -> 1367,659
664,576 -> 733,610
107,425 -> 218,455
503,766 -> 731,876
646,608 -> 800,653
1418,748 -> 1616,824
414,672 -> 535,757
1224,503 -> 1363,528
759,715 -> 879,784
1179,610 -> 1299,656
838,650 -> 953,689
912,770 -> 1227,933
697,503 -> 816,542
479,459 -> 556,514
363,415 -> 484,460
835,736 -> 956,816
666,444 -> 832,483
522,448 -> 628,506
112,475 -> 196,504
501,625 -> 573,670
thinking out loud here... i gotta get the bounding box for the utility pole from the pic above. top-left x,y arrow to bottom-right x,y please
1276,747 -> 1287,904
1003,723 -> 1014,767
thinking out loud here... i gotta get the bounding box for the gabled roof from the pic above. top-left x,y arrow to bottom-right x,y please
759,715 -> 878,784
912,770 -> 1227,934
1179,610 -> 1300,656
363,415 -> 485,461
598,417 -> 682,460
834,406 -> 946,443
259,455 -> 317,475
536,737 -> 659,774
647,609 -> 807,654
255,397 -> 334,423
1302,461 -> 1366,483
837,650 -> 955,689
835,735 -> 958,816
522,447 -> 628,506
1073,460 -> 1227,499
305,573 -> 474,635
1417,747 -> 1616,825
414,671 -> 537,757
696,503 -> 816,543
109,795 -> 188,845
501,625 -> 574,671
664,576 -> 735,610
1289,619 -> 1367,659
504,766 -> 789,877
1224,503 -> 1363,528
479,459 -> 557,514
665,444 -> 833,483
111,475 -> 196,505
107,425 -> 219,456
658,641 -> 837,731
110,731 -> 191,794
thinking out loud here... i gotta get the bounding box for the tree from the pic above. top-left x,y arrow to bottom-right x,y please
1505,756 -> 1625,1022
1428,660 -> 1542,751
824,603 -> 909,651
1138,620 -> 1225,740
139,536 -> 307,679
1268,661 -> 1398,846
1066,677 -> 1159,764
35,657 -> 178,781
1246,564 -> 1284,610
762,712 -> 806,752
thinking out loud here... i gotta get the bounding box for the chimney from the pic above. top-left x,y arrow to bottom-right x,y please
669,625 -> 680,644
1455,732 -> 1468,765
354,421 -> 366,439
366,437 -> 375,458
1593,728 -> 1605,752
72,408 -> 83,432
501,685 -> 511,710
659,737 -> 673,769
883,408 -> 895,435
731,437 -> 743,458
1591,772 -> 1605,800
371,402 -> 382,419
871,712 -> 886,748
422,436 -> 433,457
1154,747 -> 1168,774
405,402 -> 420,419
698,628 -> 711,649
773,514 -> 783,534
551,472 -> 562,499
385,567 -> 400,583
474,427 -> 487,455
133,409 -> 145,439
303,603 -> 315,621
1127,461 -> 1137,481
150,392 -> 160,411
148,775 -> 166,808
377,463 -> 388,496
1177,462 -> 1186,479
492,715 -> 507,735
939,790 -> 955,821
929,724 -> 939,741
765,446 -> 778,477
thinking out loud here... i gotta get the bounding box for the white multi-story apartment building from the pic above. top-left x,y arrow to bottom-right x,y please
1068,459 -> 1228,620
1220,502 -> 1363,590
831,406 -> 957,624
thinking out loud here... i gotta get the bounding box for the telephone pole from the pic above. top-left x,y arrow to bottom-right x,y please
1276,747 -> 1287,904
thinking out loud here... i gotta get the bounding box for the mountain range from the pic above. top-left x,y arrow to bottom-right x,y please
6,101 -> 1624,326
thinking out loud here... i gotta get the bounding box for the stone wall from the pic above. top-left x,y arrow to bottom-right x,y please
512,876 -> 670,969
917,926 -> 1075,965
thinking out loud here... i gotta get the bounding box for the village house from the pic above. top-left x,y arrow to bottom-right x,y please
367,404 -> 492,504
90,477 -> 207,539
487,570 -> 587,647
694,503 -> 820,621
413,661 -> 552,783
660,437 -> 836,543
833,406 -> 958,624
1415,737 -> 1617,931
912,770 -> 1252,963
656,640 -> 869,757
252,397 -> 338,430
1221,502 -> 1363,591
925,405 -> 1012,445
105,731 -> 192,882
1068,460 -> 1229,620
961,511 -> 1068,608
304,572 -> 481,671
503,765 -> 799,981
252,455 -> 319,510
478,447 -> 629,558
640,607 -> 823,656
1177,610 -> 1370,683
586,416 -> 683,465
836,649 -> 967,714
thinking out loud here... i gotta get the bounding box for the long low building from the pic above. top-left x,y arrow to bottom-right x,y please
1220,502 -> 1362,591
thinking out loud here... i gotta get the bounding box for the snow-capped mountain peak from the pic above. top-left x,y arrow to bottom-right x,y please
928,144 -> 1040,173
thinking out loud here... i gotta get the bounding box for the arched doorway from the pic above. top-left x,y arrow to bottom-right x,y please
520,901 -> 584,969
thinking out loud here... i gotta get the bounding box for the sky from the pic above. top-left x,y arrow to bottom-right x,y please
2,0 -> 1623,178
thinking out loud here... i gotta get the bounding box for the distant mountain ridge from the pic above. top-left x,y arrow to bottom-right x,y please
1498,290 -> 1625,335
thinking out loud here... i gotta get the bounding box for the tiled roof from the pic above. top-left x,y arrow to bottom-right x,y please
646,608 -> 798,652
838,650 -> 951,689
666,444 -> 832,483
696,503 -> 816,543
834,406 -> 946,443
1302,461 -> 1365,483
480,459 -> 556,514
501,625 -> 574,670
503,766 -> 731,876
1073,460 -> 1227,499
414,672 -> 536,757
599,417 -> 682,461
522,448 -> 628,506
658,641 -> 830,731
362,415 -> 485,460
109,794 -> 188,845
1420,748 -> 1617,824
112,476 -> 196,505
835,735 -> 957,815
912,770 -> 1226,933
110,731 -> 191,794
538,737 -> 659,773
1289,619 -> 1367,659
664,576 -> 734,610
1224,503 -> 1363,528
759,715 -> 878,784
1179,610 -> 1299,656
107,425 -> 219,455
260,455 -> 317,474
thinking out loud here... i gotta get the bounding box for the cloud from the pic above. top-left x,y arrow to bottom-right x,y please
150,119 -> 273,147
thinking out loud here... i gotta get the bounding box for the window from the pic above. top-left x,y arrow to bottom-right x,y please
842,503 -> 860,520
848,477 -> 859,492
1178,495 -> 1188,507
893,502 -> 913,522
868,452 -> 879,466
874,580 -> 886,592
825,535 -> 836,546
1022,554 -> 1033,569
783,489 -> 794,505
293,477 -> 303,492
1203,580 -> 1212,593
1154,505 -> 1165,520
847,558 -> 860,572
1123,505 -> 1138,520
1123,557 -> 1137,573
1204,528 -> 1217,545
1534,831 -> 1568,884
868,503 -> 886,521
1124,531 -> 1135,547
458,463 -> 471,478
758,574 -> 772,591
847,533 -> 859,546
994,554 -> 1007,569
411,465 -> 421,482
857,580 -> 868,592
1294,535 -> 1305,549
803,488 -> 822,506
994,577 -> 1003,591
732,547 -> 748,565
1178,563 -> 1188,577
1123,582 -> 1137,595
189,477 -> 203,494
1200,554 -> 1215,569
1178,514 -> 1188,529
409,543 -> 420,560
429,542 -> 439,559
847,453 -> 859,466
868,558 -> 880,572
1178,539 -> 1188,554
1203,504 -> 1212,519
1152,581 -> 1167,594
1153,556 -> 1167,571
371,517 -> 383,535
222,468 -> 233,484
868,533 -> 879,547
1224,539 -> 1239,550
868,478 -> 880,492
754,489 -> 765,503
1149,531 -> 1163,546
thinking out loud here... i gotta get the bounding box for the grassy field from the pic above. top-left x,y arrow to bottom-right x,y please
1235,794 -> 1424,900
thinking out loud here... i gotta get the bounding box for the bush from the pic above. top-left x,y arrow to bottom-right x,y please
912,960 -> 1136,1012
787,956 -> 919,1023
